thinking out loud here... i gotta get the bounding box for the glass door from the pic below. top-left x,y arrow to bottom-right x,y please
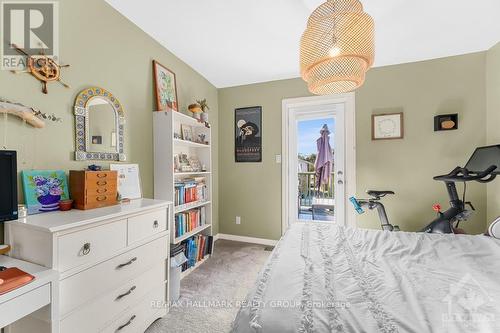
288,104 -> 345,224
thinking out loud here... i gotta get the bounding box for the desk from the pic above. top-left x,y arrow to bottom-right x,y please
0,256 -> 59,333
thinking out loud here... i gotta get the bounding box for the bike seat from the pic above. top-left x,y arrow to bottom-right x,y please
367,190 -> 395,198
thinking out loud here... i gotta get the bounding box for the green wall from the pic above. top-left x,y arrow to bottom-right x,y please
218,52 -> 488,239
486,42 -> 500,222
0,0 -> 219,242
0,0 -> 496,243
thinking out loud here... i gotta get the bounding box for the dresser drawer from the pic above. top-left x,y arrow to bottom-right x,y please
0,284 -> 51,328
86,178 -> 117,191
57,219 -> 127,272
102,285 -> 165,333
60,263 -> 165,333
60,236 -> 167,316
85,193 -> 118,209
86,185 -> 116,196
128,209 -> 167,245
85,171 -> 117,182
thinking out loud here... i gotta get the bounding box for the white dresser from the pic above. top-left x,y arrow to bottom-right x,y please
4,198 -> 171,333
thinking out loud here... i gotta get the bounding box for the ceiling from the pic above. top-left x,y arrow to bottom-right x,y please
106,0 -> 500,88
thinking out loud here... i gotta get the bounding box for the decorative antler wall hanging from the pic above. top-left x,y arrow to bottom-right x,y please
10,44 -> 70,94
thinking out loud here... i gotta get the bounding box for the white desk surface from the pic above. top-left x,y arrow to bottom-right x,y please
5,198 -> 171,233
0,255 -> 58,304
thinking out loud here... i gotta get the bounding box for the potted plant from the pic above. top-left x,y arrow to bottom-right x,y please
197,99 -> 210,122
188,103 -> 203,120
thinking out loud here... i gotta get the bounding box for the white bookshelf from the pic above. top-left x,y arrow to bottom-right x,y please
153,111 -> 213,277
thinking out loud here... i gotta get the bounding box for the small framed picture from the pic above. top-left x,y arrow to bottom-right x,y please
181,124 -> 194,141
91,136 -> 102,144
372,112 -> 404,140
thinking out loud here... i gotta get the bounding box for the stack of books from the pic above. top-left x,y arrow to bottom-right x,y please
175,206 -> 207,238
174,178 -> 208,206
180,235 -> 213,271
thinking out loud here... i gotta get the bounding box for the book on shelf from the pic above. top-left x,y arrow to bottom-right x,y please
176,235 -> 213,272
175,206 -> 207,238
174,177 -> 208,206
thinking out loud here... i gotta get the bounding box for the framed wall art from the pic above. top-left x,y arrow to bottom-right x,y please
372,112 -> 404,140
21,170 -> 70,215
235,106 -> 262,162
153,60 -> 179,112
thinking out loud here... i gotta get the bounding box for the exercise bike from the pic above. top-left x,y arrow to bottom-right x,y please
350,145 -> 500,234
349,191 -> 400,231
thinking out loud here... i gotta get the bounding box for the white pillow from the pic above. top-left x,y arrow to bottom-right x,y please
489,217 -> 500,239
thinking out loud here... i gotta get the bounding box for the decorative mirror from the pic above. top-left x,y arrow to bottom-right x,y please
74,87 -> 126,161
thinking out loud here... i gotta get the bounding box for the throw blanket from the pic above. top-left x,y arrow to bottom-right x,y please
231,223 -> 500,333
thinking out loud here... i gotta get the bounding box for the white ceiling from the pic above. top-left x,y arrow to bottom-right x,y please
106,0 -> 500,88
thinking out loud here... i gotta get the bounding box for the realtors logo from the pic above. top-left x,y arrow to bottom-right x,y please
1,1 -> 58,70
442,273 -> 495,329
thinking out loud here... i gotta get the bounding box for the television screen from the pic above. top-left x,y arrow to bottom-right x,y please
0,150 -> 18,222
465,145 -> 500,175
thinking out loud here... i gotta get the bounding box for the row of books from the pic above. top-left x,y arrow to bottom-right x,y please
175,206 -> 206,238
171,235 -> 213,272
174,178 -> 208,206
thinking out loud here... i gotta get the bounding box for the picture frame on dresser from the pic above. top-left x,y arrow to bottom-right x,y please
110,163 -> 143,200
21,170 -> 70,215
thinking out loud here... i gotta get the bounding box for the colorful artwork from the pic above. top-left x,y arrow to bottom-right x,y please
22,170 -> 69,215
153,60 -> 178,112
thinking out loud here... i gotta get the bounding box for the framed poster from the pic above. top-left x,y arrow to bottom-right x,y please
110,164 -> 142,200
235,106 -> 262,162
153,60 -> 179,112
372,112 -> 404,140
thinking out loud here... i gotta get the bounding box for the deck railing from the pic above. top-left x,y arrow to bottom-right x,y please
298,171 -> 335,206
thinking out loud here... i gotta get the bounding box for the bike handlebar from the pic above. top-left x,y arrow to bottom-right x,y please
433,165 -> 497,183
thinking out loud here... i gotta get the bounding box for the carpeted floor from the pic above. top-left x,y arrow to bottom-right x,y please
146,240 -> 271,333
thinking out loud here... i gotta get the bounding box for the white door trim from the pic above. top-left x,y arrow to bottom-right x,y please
281,93 -> 357,235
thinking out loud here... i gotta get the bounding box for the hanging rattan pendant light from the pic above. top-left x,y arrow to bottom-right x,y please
300,0 -> 375,95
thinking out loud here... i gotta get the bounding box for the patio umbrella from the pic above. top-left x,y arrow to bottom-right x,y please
314,124 -> 334,193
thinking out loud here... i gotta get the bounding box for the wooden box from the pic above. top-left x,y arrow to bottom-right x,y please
70,170 -> 118,210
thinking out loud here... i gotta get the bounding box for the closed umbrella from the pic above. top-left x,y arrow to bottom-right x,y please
314,124 -> 334,194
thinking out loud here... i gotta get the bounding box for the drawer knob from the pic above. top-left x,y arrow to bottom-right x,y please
116,257 -> 137,269
97,188 -> 108,194
115,285 -> 136,301
97,180 -> 108,186
153,220 -> 159,229
117,314 -> 136,331
82,243 -> 91,256
96,195 -> 107,202
97,173 -> 107,178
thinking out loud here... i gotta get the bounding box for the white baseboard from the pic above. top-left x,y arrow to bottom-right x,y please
215,233 -> 278,246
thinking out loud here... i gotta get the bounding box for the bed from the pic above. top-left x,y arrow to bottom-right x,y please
231,222 -> 500,332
